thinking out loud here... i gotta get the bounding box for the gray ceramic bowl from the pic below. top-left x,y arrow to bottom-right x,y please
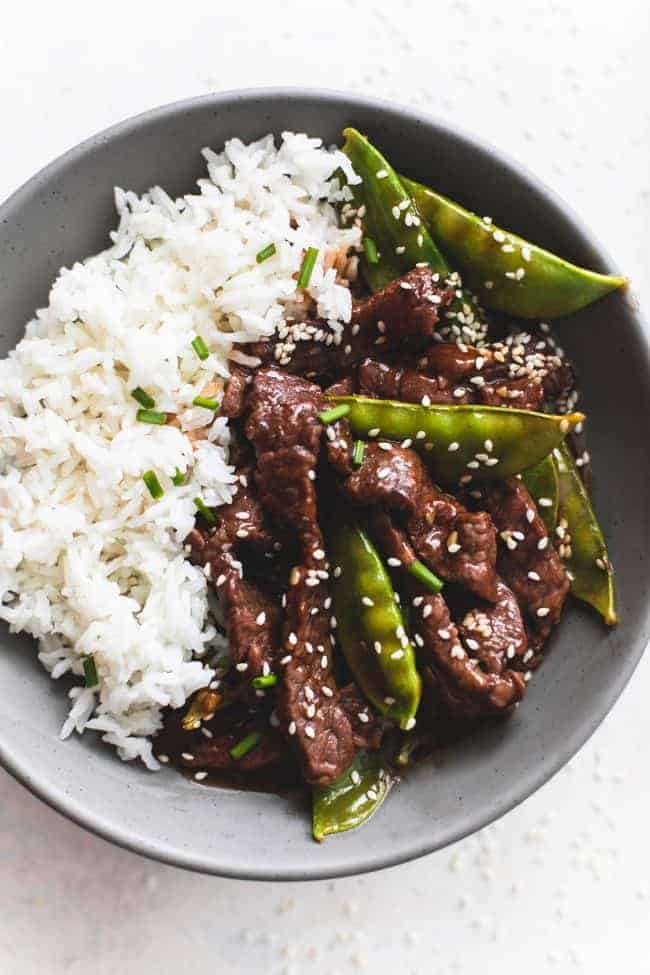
0,89 -> 648,880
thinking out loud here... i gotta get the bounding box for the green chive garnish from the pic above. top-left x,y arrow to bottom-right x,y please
83,656 -> 98,688
131,387 -> 155,409
318,404 -> 350,425
143,470 -> 164,500
352,439 -> 366,466
194,496 -> 215,524
297,246 -> 319,289
229,731 -> 262,760
408,559 -> 444,593
191,335 -> 210,361
193,396 -> 219,411
251,674 -> 278,689
256,242 -> 276,264
363,236 -> 379,264
171,467 -> 185,486
136,409 -> 167,425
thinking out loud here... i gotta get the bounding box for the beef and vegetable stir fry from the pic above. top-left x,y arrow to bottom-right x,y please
154,129 -> 618,840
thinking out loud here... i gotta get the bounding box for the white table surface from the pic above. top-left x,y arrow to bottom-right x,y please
1,1 -> 648,972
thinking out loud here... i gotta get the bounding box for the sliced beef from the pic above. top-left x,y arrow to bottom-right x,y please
341,442 -> 425,515
366,509 -> 418,570
255,446 -> 320,549
338,683 -> 385,750
479,376 -> 544,411
247,269 -> 453,377
411,591 -> 526,718
186,528 -> 281,677
275,571 -> 354,785
482,477 -> 570,640
457,579 -> 528,673
358,357 -> 463,405
406,480 -> 498,603
245,368 -> 325,455
221,367 -> 251,419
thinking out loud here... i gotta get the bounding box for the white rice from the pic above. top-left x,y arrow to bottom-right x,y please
0,132 -> 361,767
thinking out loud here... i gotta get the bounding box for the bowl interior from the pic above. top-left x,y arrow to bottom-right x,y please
0,90 -> 648,880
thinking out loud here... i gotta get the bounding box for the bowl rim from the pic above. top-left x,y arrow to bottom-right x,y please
0,86 -> 647,881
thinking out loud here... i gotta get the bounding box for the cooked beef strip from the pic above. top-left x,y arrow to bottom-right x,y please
338,683 -> 386,750
245,367 -> 325,455
247,268 -> 453,377
411,591 -> 526,718
478,376 -> 544,410
456,579 -> 528,673
255,446 -> 322,553
221,366 -> 251,419
357,357 -> 463,405
481,477 -> 570,641
406,479 -> 499,603
186,527 -> 282,677
366,508 -> 418,570
340,442 -> 426,515
340,443 -> 499,602
275,570 -> 354,785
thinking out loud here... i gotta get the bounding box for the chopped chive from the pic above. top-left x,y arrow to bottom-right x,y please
136,408 -> 167,425
83,656 -> 98,688
194,496 -> 215,524
229,731 -> 262,760
143,470 -> 164,500
318,404 -> 350,425
352,439 -> 366,467
171,467 -> 185,486
131,387 -> 155,409
297,246 -> 319,289
408,559 -> 444,593
363,236 -> 379,264
256,242 -> 276,264
251,674 -> 278,689
193,396 -> 219,411
191,335 -> 210,361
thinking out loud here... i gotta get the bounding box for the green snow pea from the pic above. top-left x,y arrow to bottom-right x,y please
522,453 -> 559,534
312,750 -> 394,841
329,523 -> 421,729
342,129 -> 483,329
332,395 -> 584,484
554,442 -> 617,625
402,176 -> 627,319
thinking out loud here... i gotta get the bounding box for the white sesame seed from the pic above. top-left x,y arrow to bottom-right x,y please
321,655 -> 328,669
416,430 -> 426,440
422,604 -> 432,619
374,640 -> 383,654
280,654 -> 292,665
526,508 -> 535,523
358,711 -> 370,723
157,754 -> 169,764
376,168 -> 388,179
493,230 -> 506,243
401,438 -> 413,449
236,662 -> 248,672
453,387 -> 466,399
405,717 -> 417,731
421,395 -> 431,407
333,566 -> 342,578
361,596 -> 375,607
412,596 -> 424,607
448,441 -> 460,452
538,497 -> 553,507
466,638 -> 480,651
484,439 -> 493,452
538,537 -> 549,551
528,571 -> 541,581
559,418 -> 570,434
305,725 -> 315,739
387,557 -> 401,567
194,771 -> 208,781
450,645 -> 465,659
395,245 -> 406,255
216,574 -> 226,587
181,752 -> 195,761
537,607 -> 550,617
523,649 -> 534,663
236,528 -> 249,539
288,721 -> 296,735
322,686 -> 334,697
485,457 -> 499,466
438,628 -> 450,640
524,671 -> 532,682
368,427 -> 380,437
392,205 -> 401,220
307,470 -> 316,481
506,645 -> 516,660
256,611 -> 266,626
288,632 -> 298,646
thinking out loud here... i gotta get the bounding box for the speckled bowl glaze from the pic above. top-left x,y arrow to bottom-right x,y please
0,90 -> 648,880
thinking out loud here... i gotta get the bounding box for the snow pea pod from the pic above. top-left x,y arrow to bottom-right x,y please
312,750 -> 394,841
329,523 -> 421,729
402,176 -> 627,319
521,453 -> 559,534
332,395 -> 584,484
554,442 -> 617,625
342,127 -> 447,291
342,129 -> 484,332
